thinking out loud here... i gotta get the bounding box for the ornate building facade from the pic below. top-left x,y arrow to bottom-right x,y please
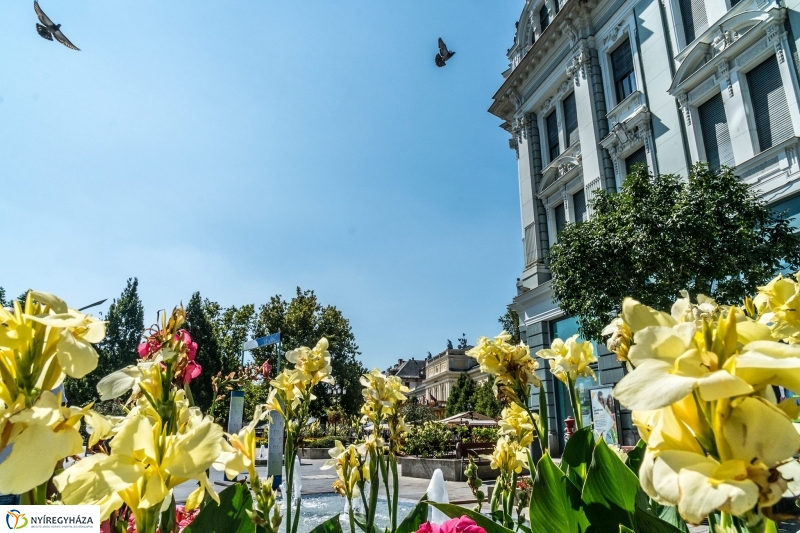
491,0 -> 800,453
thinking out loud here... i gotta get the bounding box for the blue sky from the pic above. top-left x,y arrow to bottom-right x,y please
0,1 -> 524,371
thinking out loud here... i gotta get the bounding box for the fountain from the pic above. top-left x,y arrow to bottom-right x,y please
425,469 -> 449,524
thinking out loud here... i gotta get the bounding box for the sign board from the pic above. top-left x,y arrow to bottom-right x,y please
267,409 -> 285,488
243,333 -> 281,351
227,390 -> 245,435
589,386 -> 619,445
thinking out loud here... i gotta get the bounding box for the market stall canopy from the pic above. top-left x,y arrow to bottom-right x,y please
439,411 -> 498,426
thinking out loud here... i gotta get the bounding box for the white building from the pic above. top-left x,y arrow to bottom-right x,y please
491,0 -> 800,453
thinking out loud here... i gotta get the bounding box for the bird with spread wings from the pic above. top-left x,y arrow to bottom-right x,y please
34,1 -> 80,51
435,37 -> 455,67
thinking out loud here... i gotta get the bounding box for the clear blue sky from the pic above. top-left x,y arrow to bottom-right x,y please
1,1 -> 524,371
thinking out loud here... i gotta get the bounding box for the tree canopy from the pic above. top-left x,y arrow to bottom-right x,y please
445,373 -> 476,417
498,309 -> 521,344
65,278 -> 144,408
471,379 -> 502,418
549,164 -> 800,342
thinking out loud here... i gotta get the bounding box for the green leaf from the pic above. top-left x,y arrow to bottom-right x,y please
426,502 -> 515,533
656,506 -> 690,533
581,439 -> 639,533
620,527 -> 635,533
183,483 -> 254,533
625,440 -> 647,476
529,453 -> 588,533
633,507 -> 687,533
561,426 -> 595,483
394,494 -> 429,533
308,514 -> 345,533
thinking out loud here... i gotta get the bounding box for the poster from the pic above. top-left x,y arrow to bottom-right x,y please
590,386 -> 619,445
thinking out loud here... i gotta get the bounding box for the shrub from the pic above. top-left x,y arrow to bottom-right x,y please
304,435 -> 349,449
469,426 -> 499,443
403,422 -> 455,458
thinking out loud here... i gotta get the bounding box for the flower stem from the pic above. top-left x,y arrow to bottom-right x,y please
567,376 -> 583,430
390,454 -> 399,532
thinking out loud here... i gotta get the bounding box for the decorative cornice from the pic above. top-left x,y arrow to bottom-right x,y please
566,43 -> 593,85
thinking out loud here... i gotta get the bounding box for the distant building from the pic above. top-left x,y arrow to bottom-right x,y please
385,358 -> 426,392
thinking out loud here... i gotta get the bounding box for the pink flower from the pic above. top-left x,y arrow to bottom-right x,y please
177,330 -> 198,360
137,337 -> 161,359
182,360 -> 202,385
416,517 -> 486,533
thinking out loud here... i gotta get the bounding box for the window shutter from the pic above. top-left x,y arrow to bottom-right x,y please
540,6 -> 550,31
546,111 -> 559,161
554,203 -> 566,234
524,224 -> 537,266
563,93 -> 579,147
572,189 -> 587,223
611,39 -> 636,103
625,146 -> 648,175
679,0 -> 708,44
699,93 -> 734,168
748,55 -> 793,152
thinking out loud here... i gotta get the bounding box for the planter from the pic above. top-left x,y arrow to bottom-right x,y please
299,448 -> 334,460
399,456 -> 500,481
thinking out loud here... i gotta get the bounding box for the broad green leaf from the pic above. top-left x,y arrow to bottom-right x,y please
529,453 -> 588,533
625,440 -> 647,476
561,426 -> 595,484
394,494 -> 429,533
352,513 -> 382,533
633,507 -> 686,533
620,527 -> 635,533
308,515 -> 345,533
656,505 -> 690,533
581,439 -> 639,532
426,502 -> 515,533
183,483 -> 254,533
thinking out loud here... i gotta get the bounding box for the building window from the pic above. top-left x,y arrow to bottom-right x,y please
554,0 -> 560,14
563,92 -> 579,147
524,223 -> 537,266
747,55 -> 793,153
546,110 -> 559,161
554,203 -> 567,234
540,5 -> 550,31
611,38 -> 636,104
698,93 -> 734,169
679,0 -> 708,44
573,189 -> 587,223
625,146 -> 648,175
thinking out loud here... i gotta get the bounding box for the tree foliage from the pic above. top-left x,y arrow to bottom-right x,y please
550,164 -> 800,342
401,403 -> 436,425
445,373 -> 476,417
498,309 -> 521,345
184,292 -> 225,414
66,278 -> 144,407
0,287 -> 10,308
250,287 -> 365,418
471,379 -> 502,418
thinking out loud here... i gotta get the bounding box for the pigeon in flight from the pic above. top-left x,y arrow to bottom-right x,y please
34,1 -> 80,51
435,38 -> 455,67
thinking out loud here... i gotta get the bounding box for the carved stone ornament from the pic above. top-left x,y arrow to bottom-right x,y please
603,21 -> 624,47
509,137 -> 520,158
677,92 -> 691,126
540,97 -> 554,114
717,61 -> 733,98
766,24 -> 786,63
566,44 -> 592,85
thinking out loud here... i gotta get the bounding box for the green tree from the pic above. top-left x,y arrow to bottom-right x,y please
498,309 -> 521,345
445,373 -> 476,417
0,287 -> 11,308
251,287 -> 365,417
65,278 -> 144,407
400,403 -> 436,425
184,292 -> 224,414
471,379 -> 502,418
212,303 -> 256,371
549,164 -> 800,342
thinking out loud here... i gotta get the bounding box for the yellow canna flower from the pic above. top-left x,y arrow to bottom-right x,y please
322,440 -> 368,498
754,274 -> 800,343
285,338 -> 335,386
487,436 -> 527,476
216,405 -> 268,480
497,402 -> 537,447
601,318 -> 632,363
467,332 -> 540,405
537,334 -> 597,385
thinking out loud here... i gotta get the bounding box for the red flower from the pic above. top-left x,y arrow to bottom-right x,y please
137,337 -> 162,359
177,330 -> 198,360
416,517 -> 487,533
182,360 -> 202,385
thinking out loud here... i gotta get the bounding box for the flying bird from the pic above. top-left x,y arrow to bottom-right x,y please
435,37 -> 455,67
34,1 -> 80,51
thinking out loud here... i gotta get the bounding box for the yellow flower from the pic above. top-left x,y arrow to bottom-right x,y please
537,334 -> 596,385
639,397 -> 800,524
215,405 -> 268,481
497,402 -> 536,447
55,405 -> 223,521
601,318 -> 632,363
754,274 -> 800,343
321,440 -> 368,497
285,338 -> 335,386
467,332 -> 540,405
360,369 -> 409,425
27,310 -> 106,379
0,391 -> 85,495
487,436 -> 526,476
